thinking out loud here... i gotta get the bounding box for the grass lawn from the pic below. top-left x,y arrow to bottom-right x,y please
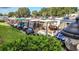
0,22 -> 64,51
0,22 -> 26,44
0,22 -> 10,26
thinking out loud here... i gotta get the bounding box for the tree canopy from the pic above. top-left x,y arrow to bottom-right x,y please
7,7 -> 77,17
16,7 -> 30,17
47,7 -> 77,17
0,13 -> 3,16
8,12 -> 15,17
32,10 -> 39,17
39,7 -> 48,17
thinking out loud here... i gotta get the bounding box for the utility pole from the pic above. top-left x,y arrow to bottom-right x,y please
46,22 -> 48,38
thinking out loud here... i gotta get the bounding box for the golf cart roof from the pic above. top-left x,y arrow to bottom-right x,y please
61,19 -> 75,23
16,18 -> 26,20
30,19 -> 60,22
39,19 -> 60,22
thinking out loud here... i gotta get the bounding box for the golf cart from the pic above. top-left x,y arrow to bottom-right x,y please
31,20 -> 59,36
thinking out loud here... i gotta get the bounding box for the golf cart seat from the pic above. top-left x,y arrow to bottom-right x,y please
25,27 -> 34,34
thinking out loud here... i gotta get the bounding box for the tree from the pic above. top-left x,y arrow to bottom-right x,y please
32,10 -> 39,17
3,14 -> 8,16
48,7 -> 57,16
39,8 -> 48,17
47,7 -> 77,17
8,12 -> 15,17
0,13 -> 3,16
16,7 -> 30,17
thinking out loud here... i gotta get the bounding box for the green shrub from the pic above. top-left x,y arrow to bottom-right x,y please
0,35 -> 63,51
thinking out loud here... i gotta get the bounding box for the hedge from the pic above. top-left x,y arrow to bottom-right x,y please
0,35 -> 64,51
